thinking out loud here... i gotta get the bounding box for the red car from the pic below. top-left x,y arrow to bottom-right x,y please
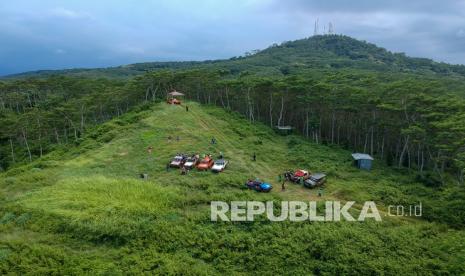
197,155 -> 214,171
287,169 -> 311,183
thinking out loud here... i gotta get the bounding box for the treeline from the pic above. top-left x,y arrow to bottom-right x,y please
1,70 -> 464,184
0,76 -> 155,169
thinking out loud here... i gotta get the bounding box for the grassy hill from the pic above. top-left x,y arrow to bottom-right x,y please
1,102 -> 464,274
5,35 -> 465,79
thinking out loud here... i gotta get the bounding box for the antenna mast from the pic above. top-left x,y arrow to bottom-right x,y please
313,18 -> 319,36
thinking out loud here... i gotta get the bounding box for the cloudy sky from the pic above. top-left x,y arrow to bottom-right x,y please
1,0 -> 465,75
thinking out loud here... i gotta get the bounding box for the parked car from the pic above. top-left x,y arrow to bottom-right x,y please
245,180 -> 272,192
170,154 -> 187,168
304,173 -> 327,188
197,155 -> 214,171
183,155 -> 199,169
211,159 -> 228,172
167,98 -> 181,105
288,169 -> 311,183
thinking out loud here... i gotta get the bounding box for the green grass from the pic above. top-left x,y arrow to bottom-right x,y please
1,102 -> 464,274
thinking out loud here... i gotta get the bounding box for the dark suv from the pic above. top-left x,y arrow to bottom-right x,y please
304,173 -> 326,188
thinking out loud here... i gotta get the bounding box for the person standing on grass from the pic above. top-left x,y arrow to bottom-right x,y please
252,152 -> 256,161
186,105 -> 189,112
278,174 -> 285,191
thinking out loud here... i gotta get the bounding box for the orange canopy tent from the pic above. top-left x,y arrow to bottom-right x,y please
168,90 -> 184,97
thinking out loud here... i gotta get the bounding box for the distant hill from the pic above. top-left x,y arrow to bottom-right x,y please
4,35 -> 465,79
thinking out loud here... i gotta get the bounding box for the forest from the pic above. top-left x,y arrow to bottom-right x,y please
1,66 -> 465,186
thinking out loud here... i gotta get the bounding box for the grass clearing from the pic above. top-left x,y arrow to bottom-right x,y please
1,101 -> 464,274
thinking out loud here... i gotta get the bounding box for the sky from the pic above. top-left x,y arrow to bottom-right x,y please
1,0 -> 465,75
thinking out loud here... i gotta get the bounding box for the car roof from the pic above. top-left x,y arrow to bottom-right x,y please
311,173 -> 326,179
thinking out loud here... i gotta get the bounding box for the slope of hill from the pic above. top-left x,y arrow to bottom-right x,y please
1,102 -> 464,274
4,35 -> 465,79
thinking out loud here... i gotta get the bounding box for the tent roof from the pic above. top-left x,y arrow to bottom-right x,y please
168,91 -> 184,96
351,153 -> 374,160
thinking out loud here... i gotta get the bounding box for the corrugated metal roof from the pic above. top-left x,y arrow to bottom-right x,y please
275,125 -> 293,130
351,153 -> 374,160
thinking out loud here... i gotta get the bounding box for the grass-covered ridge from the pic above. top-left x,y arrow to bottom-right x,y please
1,102 -> 464,274
5,35 -> 465,79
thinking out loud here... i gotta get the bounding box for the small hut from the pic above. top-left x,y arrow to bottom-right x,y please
167,90 -> 184,104
351,153 -> 374,170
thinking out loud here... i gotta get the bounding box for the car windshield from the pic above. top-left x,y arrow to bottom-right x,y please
215,161 -> 224,165
186,158 -> 194,162
200,160 -> 209,164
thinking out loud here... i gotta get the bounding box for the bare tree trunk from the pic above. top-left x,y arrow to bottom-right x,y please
305,110 -> 309,138
398,135 -> 410,168
371,110 -> 376,156
80,105 -> 86,133
9,138 -> 15,163
363,132 -> 368,153
219,90 -> 225,108
277,95 -> 284,126
269,93 -> 273,127
331,112 -> 335,144
36,118 -> 43,157
152,84 -> 158,101
54,127 -> 61,144
381,135 -> 385,159
420,150 -> 425,173
145,87 -> 151,102
21,128 -> 32,162
64,128 -> 69,143
246,87 -> 253,122
407,146 -> 411,169
225,87 -> 230,109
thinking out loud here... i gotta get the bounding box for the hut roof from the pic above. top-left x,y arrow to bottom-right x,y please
351,153 -> 374,160
168,91 -> 184,96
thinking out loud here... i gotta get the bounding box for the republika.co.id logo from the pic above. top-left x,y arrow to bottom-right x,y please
210,201 -> 422,222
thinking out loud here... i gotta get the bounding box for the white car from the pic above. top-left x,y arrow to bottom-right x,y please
183,156 -> 199,169
211,159 -> 228,172
170,155 -> 186,168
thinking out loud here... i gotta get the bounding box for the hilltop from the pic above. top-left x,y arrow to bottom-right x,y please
1,102 -> 464,274
4,35 -> 465,79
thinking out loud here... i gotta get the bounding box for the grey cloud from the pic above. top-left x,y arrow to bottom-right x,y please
1,0 -> 465,75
